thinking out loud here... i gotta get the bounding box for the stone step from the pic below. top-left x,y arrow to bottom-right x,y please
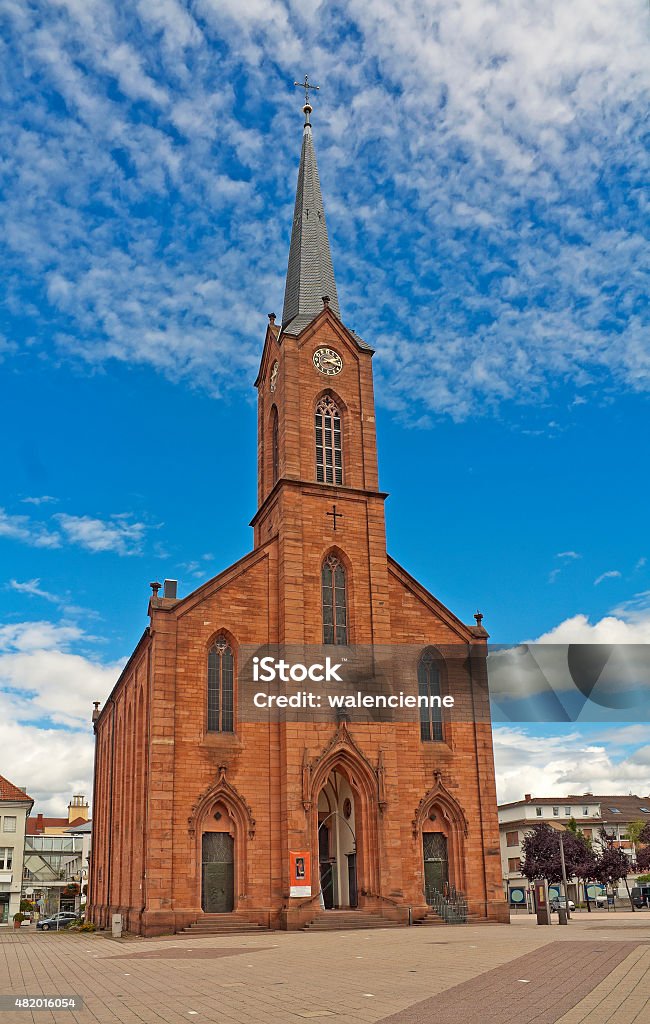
303,912 -> 402,931
180,916 -> 269,935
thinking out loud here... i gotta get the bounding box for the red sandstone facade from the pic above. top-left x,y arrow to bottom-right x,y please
88,115 -> 508,936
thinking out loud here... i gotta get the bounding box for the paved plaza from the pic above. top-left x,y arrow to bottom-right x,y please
1,913 -> 648,1024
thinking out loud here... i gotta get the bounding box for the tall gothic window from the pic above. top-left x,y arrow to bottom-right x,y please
418,649 -> 444,742
322,554 -> 347,645
315,396 -> 342,485
207,636 -> 234,733
271,406 -> 279,484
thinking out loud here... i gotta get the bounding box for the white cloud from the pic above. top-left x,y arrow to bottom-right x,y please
54,513 -> 147,555
594,570 -> 622,586
8,579 -> 59,603
533,611 -> 650,645
557,551 -> 580,560
493,725 -> 650,804
0,508 -> 61,549
0,621 -> 123,814
21,496 -> 58,506
0,1 -> 648,420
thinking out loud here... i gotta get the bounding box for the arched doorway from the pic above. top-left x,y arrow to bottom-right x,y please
317,770 -> 358,909
201,801 -> 235,913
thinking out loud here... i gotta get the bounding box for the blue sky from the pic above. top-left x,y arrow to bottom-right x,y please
1,0 -> 649,813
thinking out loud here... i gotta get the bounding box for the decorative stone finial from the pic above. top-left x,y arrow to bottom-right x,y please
150,581 -> 161,597
268,312 -> 276,324
322,294 -> 330,307
474,610 -> 483,626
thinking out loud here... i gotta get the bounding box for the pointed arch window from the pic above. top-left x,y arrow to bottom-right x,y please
322,554 -> 347,645
207,637 -> 234,733
315,396 -> 342,485
418,649 -> 444,742
271,406 -> 279,485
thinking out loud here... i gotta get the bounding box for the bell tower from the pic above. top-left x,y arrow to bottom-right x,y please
252,87 -> 391,645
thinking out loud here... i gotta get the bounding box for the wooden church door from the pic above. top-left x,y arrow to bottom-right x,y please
202,833 -> 234,913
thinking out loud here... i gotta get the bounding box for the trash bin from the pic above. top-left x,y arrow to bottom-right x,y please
558,907 -> 567,926
111,914 -> 122,939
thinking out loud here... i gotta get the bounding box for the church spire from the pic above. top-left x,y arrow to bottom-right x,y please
281,80 -> 341,333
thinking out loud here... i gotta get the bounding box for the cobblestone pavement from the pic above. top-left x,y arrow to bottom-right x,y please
0,913 -> 648,1024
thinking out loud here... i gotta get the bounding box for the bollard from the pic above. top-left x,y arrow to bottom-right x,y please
558,907 -> 567,926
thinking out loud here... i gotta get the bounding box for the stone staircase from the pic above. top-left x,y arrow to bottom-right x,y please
179,915 -> 269,936
302,910 -> 402,931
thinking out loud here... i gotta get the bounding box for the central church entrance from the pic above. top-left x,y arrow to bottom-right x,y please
318,770 -> 357,909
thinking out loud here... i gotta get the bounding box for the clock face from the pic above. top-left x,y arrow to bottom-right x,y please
269,360 -> 279,392
313,347 -> 343,376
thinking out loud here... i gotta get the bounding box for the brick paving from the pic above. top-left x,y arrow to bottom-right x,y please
0,914 -> 648,1024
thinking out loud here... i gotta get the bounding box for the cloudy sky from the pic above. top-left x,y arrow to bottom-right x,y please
1,1 -> 649,814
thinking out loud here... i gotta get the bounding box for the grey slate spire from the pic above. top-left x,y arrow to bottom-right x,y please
281,101 -> 341,334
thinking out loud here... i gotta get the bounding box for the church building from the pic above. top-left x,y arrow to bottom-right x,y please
88,90 -> 507,935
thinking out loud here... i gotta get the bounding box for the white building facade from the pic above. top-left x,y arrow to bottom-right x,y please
0,776 -> 33,925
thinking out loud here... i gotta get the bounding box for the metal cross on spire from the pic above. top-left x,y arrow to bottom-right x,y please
294,75 -> 320,113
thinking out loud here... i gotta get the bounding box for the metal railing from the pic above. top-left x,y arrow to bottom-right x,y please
425,883 -> 468,924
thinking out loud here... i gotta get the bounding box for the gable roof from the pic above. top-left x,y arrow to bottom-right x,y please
0,774 -> 33,804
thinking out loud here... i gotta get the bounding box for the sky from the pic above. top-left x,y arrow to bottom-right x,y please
1,0 -> 649,816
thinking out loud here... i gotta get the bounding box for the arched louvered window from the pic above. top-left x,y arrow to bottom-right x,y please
418,649 -> 444,742
322,554 -> 347,645
271,406 -> 279,484
315,396 -> 342,485
207,637 -> 234,733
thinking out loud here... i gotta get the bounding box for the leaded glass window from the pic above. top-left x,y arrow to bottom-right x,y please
315,396 -> 342,485
207,637 -> 234,732
322,554 -> 347,645
418,649 -> 443,742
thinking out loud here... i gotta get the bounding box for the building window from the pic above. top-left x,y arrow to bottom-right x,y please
271,406 -> 279,484
418,649 -> 444,743
0,848 -> 13,870
315,396 -> 342,485
322,554 -> 347,645
583,806 -> 589,815
553,807 -> 559,816
508,857 -> 521,872
2,816 -> 16,833
536,807 -> 542,816
207,637 -> 234,733
564,806 -> 571,815
506,831 -> 519,847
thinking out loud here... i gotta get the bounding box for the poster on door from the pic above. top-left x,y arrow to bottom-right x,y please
289,851 -> 311,897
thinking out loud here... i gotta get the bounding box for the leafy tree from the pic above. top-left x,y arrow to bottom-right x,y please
521,824 -> 595,884
632,822 -> 650,872
594,828 -> 635,908
521,824 -> 563,883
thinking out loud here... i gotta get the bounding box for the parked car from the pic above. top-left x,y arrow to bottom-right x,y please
36,912 -> 79,931
594,893 -> 608,907
550,896 -> 575,912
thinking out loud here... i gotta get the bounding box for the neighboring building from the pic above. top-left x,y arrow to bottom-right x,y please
88,93 -> 506,937
23,795 -> 90,912
0,775 -> 33,925
498,793 -> 650,905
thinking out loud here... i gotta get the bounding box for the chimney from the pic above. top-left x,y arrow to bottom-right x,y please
36,812 -> 44,833
163,579 -> 178,599
524,794 -> 532,802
